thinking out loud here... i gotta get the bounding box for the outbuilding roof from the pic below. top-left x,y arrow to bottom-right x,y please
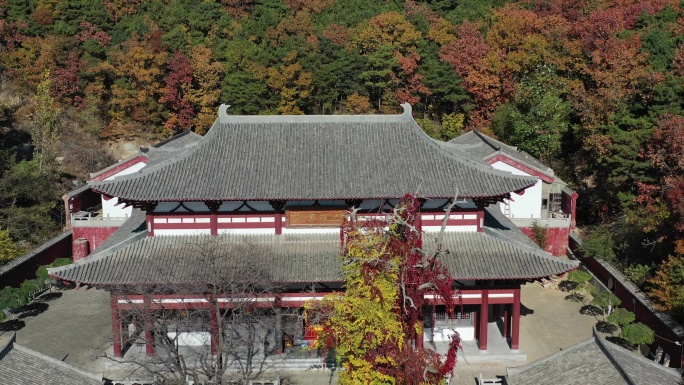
450,130 -> 554,180
0,333 -> 103,385
506,330 -> 681,385
91,104 -> 536,203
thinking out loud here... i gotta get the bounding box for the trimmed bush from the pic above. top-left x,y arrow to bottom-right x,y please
621,322 -> 655,345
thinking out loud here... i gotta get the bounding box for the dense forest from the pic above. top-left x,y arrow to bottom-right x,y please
0,0 -> 683,322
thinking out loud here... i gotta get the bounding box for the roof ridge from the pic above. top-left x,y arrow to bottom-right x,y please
148,129 -> 201,150
90,116 -> 223,194
12,343 -> 104,380
0,332 -> 15,360
482,225 -> 580,272
506,338 -> 595,376
89,154 -> 147,180
594,327 -> 682,382
593,328 -> 636,384
399,119 -> 538,189
218,103 -> 414,124
91,104 -> 538,202
472,129 -> 501,151
48,230 -> 146,277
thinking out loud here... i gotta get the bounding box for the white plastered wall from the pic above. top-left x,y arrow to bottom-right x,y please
101,161 -> 147,218
490,161 -> 542,219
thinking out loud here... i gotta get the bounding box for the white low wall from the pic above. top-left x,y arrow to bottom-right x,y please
166,332 -> 210,346
424,326 -> 474,342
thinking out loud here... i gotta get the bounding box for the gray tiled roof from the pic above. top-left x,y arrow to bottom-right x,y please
0,334 -> 103,385
50,226 -> 577,286
506,331 -> 681,385
87,208 -> 147,255
142,130 -> 203,167
433,231 -> 577,280
449,130 -> 554,178
50,234 -> 343,285
91,104 -> 536,202
89,130 -> 202,180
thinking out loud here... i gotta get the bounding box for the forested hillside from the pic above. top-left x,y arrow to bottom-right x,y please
0,0 -> 683,321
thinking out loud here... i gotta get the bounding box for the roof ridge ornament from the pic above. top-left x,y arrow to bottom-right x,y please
219,104 -> 231,123
400,102 -> 412,116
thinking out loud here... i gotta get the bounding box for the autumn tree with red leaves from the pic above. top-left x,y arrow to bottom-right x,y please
307,194 -> 460,384
160,50 -> 195,134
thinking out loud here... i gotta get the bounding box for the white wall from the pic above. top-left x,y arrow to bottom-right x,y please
425,326 -> 474,341
490,161 -> 542,219
166,332 -> 210,346
101,161 -> 147,218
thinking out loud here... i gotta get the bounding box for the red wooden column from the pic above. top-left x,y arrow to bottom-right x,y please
511,288 -> 521,350
479,289 -> 489,351
206,201 -> 221,236
210,214 -> 218,236
503,304 -> 510,339
269,201 -> 285,235
144,296 -> 155,356
111,295 -> 122,357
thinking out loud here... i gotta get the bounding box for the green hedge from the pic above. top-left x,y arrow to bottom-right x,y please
0,258 -> 71,322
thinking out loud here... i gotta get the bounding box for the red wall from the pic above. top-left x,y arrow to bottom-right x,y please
570,236 -> 684,368
72,227 -> 119,256
0,231 -> 72,288
520,226 -> 569,256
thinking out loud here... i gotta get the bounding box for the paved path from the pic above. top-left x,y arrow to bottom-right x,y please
8,287 -> 112,373
1,282 -> 598,384
518,282 -> 596,362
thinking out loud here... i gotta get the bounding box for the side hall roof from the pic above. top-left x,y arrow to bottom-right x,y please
88,130 -> 202,181
449,130 -> 555,180
90,104 -> 536,203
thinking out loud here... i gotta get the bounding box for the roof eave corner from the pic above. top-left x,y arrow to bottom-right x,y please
400,102 -> 413,117
0,332 -> 15,360
218,103 -> 231,123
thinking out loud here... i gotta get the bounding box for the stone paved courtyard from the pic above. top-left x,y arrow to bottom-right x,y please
1,281 -> 598,384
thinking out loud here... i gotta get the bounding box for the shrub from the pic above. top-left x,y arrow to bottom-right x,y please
0,258 -> 72,323
531,220 -> 548,249
0,229 -> 19,265
623,264 -> 650,285
580,227 -> 616,262
591,291 -> 621,315
606,308 -> 635,327
621,322 -> 655,345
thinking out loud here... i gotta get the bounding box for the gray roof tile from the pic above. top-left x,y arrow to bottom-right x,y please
91,105 -> 536,202
50,234 -> 343,286
50,227 -> 577,286
449,130 -> 554,178
507,332 -> 681,385
0,334 -> 103,385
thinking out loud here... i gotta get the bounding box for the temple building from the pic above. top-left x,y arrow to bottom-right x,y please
450,130 -> 577,256
50,104 -> 578,360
